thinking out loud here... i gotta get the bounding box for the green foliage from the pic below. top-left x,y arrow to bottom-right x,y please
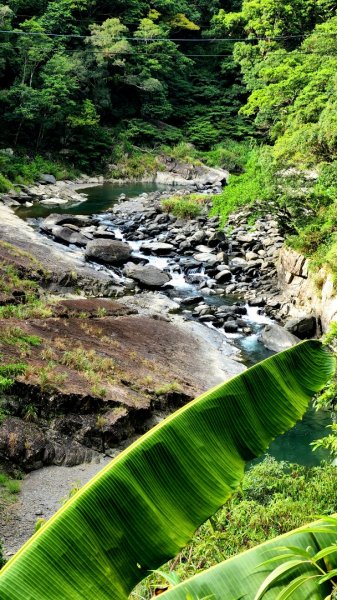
0,173 -> 12,192
161,194 -> 207,218
201,139 -> 251,172
311,322 -> 337,459
136,457 -> 337,596
0,340 -> 334,599
0,152 -> 78,185
210,146 -> 275,225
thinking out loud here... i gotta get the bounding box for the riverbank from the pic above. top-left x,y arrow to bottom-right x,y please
0,179 -> 331,561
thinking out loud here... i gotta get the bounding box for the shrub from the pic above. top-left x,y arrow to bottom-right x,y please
161,194 -> 208,219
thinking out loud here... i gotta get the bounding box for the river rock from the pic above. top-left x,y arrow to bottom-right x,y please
40,174 -> 57,185
194,253 -> 218,266
140,241 -> 175,254
260,324 -> 300,352
40,197 -> 69,205
215,269 -> 232,283
224,320 -> 239,333
51,225 -> 88,247
123,263 -> 171,288
284,316 -> 317,339
85,239 -> 132,265
41,213 -> 90,232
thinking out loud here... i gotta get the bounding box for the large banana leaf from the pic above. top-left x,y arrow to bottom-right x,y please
161,519 -> 337,600
0,340 -> 334,600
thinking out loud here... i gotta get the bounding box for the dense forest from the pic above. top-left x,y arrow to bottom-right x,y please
1,1 -> 337,272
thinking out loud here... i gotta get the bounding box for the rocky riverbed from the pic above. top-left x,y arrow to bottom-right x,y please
0,175 -> 320,559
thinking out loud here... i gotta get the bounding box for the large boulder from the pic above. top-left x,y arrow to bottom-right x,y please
51,225 -> 88,247
124,263 -> 171,289
85,239 -> 132,265
140,241 -> 175,255
260,323 -> 300,352
40,173 -> 56,185
41,213 -> 90,232
284,316 -> 317,339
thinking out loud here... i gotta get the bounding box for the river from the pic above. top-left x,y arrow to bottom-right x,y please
17,182 -> 331,467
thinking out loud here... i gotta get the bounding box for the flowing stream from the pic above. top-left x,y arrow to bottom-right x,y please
18,182 -> 331,466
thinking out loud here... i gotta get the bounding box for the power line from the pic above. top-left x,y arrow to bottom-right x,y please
1,29 -> 337,42
2,43 -> 337,58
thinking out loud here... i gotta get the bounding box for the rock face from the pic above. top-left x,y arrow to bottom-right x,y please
260,324 -> 300,352
277,246 -> 337,331
0,417 -> 50,471
124,263 -> 171,288
85,239 -> 132,265
41,213 -> 91,232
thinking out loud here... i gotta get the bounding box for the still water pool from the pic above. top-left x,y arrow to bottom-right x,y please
16,182 -> 169,219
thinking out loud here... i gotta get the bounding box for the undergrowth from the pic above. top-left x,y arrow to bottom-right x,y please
133,456 -> 337,598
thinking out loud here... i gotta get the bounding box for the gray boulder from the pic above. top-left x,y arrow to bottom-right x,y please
215,269 -> 232,283
140,242 -> 175,255
40,173 -> 57,184
285,316 -> 317,339
85,239 -> 132,265
260,324 -> 300,352
41,213 -> 90,232
51,225 -> 88,247
124,263 -> 171,288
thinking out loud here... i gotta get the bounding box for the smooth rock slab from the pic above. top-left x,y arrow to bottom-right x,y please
140,241 -> 175,254
260,323 -> 300,352
124,263 -> 171,289
85,239 -> 132,265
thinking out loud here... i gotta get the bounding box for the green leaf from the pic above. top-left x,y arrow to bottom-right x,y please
275,575 -> 320,600
254,560 -> 309,600
162,522 -> 337,600
0,340 -> 334,599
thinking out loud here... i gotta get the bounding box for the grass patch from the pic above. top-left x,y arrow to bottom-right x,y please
155,382 -> 182,396
161,194 -> 208,219
0,326 -> 41,348
110,147 -> 159,180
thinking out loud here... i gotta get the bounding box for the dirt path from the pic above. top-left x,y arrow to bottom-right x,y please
1,456 -> 112,558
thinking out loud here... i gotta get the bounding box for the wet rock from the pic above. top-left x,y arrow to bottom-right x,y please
180,295 -> 204,306
124,263 -> 171,289
215,269 -> 232,283
260,324 -> 300,352
85,239 -> 132,265
194,252 -> 218,266
41,213 -> 90,232
40,197 -> 69,205
249,297 -> 266,307
224,320 -> 239,333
